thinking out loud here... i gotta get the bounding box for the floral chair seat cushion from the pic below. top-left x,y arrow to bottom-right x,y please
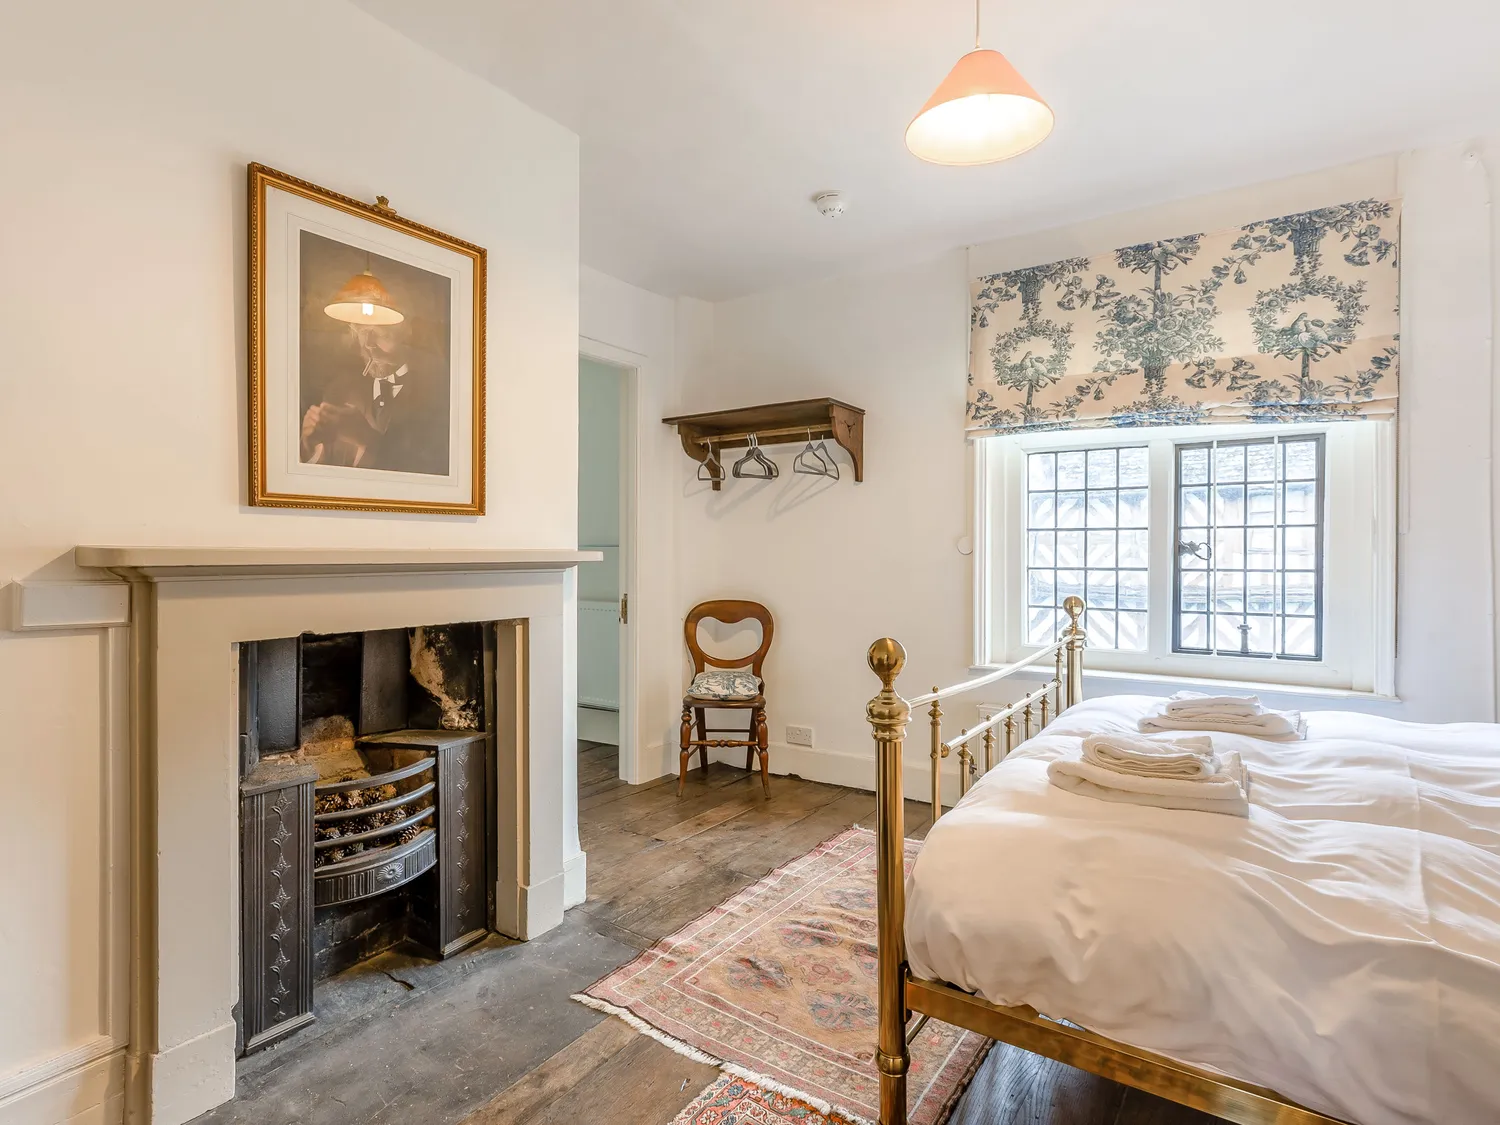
686,669 -> 763,701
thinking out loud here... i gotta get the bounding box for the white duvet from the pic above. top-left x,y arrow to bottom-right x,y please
905,696 -> 1500,1125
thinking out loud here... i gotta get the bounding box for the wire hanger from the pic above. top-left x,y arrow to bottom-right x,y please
731,433 -> 779,479
793,427 -> 839,480
697,439 -> 724,483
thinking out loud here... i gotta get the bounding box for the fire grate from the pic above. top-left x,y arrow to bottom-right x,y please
313,747 -> 438,906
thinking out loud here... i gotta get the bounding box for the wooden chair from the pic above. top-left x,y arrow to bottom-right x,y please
679,600 -> 774,796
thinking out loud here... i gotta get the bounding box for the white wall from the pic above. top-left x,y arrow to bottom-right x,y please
0,1 -> 578,1120
673,145 -> 1500,793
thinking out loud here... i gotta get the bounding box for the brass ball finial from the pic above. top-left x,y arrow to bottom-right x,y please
867,638 -> 907,689
1063,595 -> 1085,623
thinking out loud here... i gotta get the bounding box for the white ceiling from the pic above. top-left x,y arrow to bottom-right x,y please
354,0 -> 1500,301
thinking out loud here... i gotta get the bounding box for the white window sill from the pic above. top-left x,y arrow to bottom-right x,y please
968,663 -> 1400,705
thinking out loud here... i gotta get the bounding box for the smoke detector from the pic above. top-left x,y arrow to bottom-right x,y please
812,191 -> 848,218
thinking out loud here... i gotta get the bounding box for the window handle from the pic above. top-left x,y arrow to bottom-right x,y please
1178,540 -> 1212,562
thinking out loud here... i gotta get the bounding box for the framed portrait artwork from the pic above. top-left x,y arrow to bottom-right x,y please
248,163 -> 486,514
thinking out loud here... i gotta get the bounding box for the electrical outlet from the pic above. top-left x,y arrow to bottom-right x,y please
785,724 -> 815,747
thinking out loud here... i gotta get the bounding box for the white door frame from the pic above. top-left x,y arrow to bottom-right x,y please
578,336 -> 643,783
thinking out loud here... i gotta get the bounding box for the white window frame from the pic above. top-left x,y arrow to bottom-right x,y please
973,419 -> 1397,695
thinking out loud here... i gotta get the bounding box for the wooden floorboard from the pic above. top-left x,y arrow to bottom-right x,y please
949,1044 -> 1128,1125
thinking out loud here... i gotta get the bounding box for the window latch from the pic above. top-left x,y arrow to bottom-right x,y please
1178,539 -> 1212,562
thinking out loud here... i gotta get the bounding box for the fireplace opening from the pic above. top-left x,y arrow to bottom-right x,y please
236,622 -> 495,1055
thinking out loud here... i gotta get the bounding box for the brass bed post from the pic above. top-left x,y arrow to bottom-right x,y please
983,726 -> 996,772
868,640 -> 912,1125
928,692 -> 943,825
1063,595 -> 1086,708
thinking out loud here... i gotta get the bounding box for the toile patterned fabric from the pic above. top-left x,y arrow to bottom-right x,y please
967,199 -> 1401,434
578,828 -> 989,1125
671,1074 -> 841,1125
687,669 -> 765,701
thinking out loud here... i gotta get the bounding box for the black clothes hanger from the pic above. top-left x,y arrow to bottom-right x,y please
731,433 -> 778,479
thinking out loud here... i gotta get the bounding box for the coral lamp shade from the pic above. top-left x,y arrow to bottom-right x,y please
905,48 -> 1054,166
324,269 -> 404,325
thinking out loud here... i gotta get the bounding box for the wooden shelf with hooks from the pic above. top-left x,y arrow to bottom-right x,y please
661,397 -> 864,491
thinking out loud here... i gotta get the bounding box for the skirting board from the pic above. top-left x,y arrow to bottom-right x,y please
0,1039 -> 124,1125
577,706 -> 619,746
494,868 -> 567,942
148,1021 -> 237,1125
563,851 -> 588,909
655,740 -> 965,807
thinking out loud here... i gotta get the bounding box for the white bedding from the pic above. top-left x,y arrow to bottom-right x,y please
905,696 -> 1500,1125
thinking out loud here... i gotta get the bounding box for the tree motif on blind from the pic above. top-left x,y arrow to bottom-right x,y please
967,199 -> 1400,434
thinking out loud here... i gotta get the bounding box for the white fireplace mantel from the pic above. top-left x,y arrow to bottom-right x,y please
77,544 -> 598,1125
76,545 -> 602,578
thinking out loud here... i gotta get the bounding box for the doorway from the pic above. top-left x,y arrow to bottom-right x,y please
577,356 -> 630,755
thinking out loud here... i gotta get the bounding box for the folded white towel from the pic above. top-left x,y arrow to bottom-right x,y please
1139,706 -> 1306,741
1048,750 -> 1250,818
1081,733 -> 1216,779
1164,690 -> 1263,719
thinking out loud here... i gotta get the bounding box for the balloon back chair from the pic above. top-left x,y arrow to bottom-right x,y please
679,600 -> 774,796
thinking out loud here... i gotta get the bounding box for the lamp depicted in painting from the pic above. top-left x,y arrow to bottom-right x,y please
248,164 -> 486,514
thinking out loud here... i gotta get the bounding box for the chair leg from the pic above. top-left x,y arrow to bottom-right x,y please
755,706 -> 770,796
678,705 -> 693,796
695,708 -> 710,775
745,745 -> 755,772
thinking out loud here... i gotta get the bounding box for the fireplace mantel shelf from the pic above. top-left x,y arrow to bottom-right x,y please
75,545 -> 602,580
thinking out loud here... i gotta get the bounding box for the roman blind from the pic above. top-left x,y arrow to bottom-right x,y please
967,199 -> 1400,434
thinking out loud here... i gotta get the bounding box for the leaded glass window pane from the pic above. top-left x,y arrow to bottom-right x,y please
1173,435 -> 1324,661
1026,446 -> 1148,651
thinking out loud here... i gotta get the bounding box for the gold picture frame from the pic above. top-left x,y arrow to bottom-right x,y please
248,163 -> 486,514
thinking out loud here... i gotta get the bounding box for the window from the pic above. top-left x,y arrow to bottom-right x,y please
1173,436 -> 1323,661
981,421 -> 1394,694
1025,447 -> 1150,652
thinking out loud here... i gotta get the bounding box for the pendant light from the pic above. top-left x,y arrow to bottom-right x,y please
906,0 -> 1053,166
324,255 -> 404,325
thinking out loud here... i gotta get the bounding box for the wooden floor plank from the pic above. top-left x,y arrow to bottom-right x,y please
457,1018 -> 639,1125
651,801 -> 754,845
1114,1089 -> 1227,1124
518,1034 -> 718,1125
949,1044 -> 1128,1125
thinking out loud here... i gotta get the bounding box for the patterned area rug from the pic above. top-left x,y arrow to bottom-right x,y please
574,828 -> 990,1125
671,1074 -> 838,1125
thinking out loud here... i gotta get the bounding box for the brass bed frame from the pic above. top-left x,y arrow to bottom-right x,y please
865,596 -> 1352,1125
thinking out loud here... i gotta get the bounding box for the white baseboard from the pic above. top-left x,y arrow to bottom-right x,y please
577,706 -> 619,745
563,851 -> 588,908
686,741 -> 963,807
0,1040 -> 124,1125
148,1021 -> 236,1125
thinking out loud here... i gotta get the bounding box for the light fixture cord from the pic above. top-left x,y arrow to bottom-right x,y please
975,0 -> 981,47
